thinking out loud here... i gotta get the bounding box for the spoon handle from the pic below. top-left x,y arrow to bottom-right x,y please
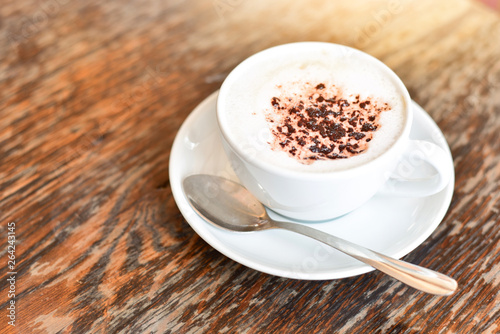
271,220 -> 457,295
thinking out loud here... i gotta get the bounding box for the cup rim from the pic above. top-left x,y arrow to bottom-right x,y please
217,41 -> 413,179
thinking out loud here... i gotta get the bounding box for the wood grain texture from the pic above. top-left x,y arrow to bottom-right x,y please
0,0 -> 499,333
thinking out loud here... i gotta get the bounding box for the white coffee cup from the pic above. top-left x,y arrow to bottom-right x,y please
216,42 -> 452,221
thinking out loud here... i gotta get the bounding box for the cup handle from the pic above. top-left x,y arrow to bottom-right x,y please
380,140 -> 453,197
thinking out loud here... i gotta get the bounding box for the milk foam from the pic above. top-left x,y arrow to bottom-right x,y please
219,46 -> 407,173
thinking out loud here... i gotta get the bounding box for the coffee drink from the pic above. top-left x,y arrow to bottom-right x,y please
218,44 -> 407,173
216,43 -> 451,220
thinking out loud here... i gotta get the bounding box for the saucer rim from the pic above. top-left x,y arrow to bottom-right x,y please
169,91 -> 455,280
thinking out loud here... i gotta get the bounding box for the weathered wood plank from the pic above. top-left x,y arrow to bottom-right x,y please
0,0 -> 499,333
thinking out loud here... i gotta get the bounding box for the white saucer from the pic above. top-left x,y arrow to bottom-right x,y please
169,91 -> 454,280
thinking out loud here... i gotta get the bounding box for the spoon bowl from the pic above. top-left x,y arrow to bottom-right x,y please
183,174 -> 457,295
184,174 -> 268,232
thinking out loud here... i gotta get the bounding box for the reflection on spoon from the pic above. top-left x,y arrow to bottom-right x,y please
182,174 -> 457,295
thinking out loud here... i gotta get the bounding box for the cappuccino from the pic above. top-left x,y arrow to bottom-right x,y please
218,44 -> 407,173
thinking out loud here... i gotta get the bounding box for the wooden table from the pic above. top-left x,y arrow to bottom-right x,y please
1,0 -> 499,332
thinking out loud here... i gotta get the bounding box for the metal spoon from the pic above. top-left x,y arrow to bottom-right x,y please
182,174 -> 457,295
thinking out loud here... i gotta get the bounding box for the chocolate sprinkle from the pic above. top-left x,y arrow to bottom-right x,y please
264,82 -> 391,164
